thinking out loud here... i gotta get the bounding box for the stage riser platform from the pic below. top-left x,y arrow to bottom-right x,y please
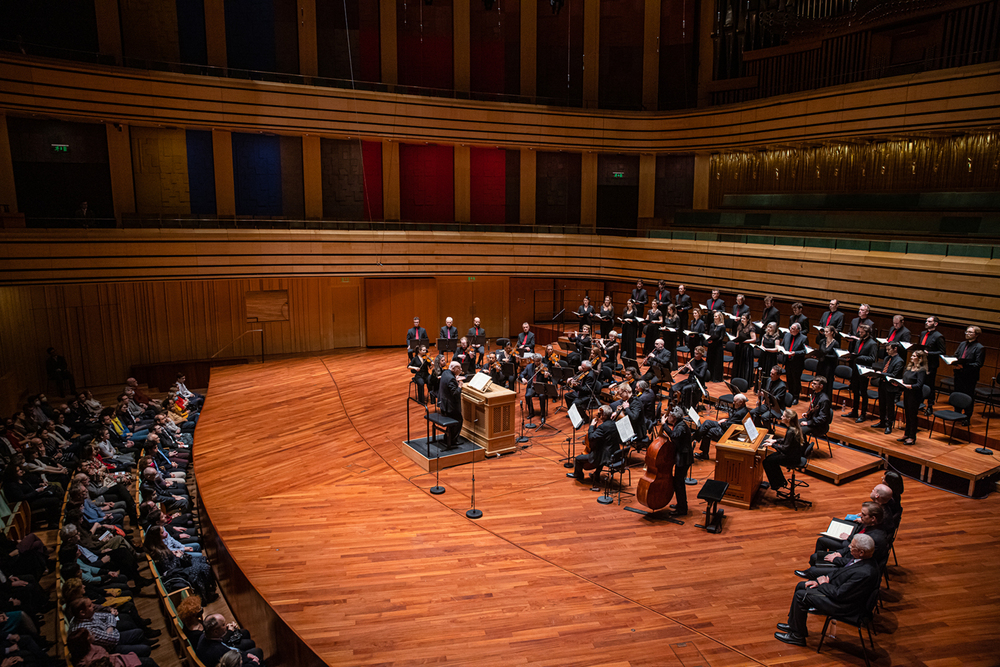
402,437 -> 485,473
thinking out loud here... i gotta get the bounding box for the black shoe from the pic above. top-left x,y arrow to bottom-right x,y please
794,570 -> 809,579
897,436 -> 908,442
923,407 -> 933,416
759,481 -> 770,490
669,508 -> 689,516
566,473 -> 580,480
855,416 -> 866,423
791,399 -> 799,405
960,419 -> 970,426
884,427 -> 892,435
870,422 -> 886,429
845,412 -> 858,419
776,623 -> 791,633
693,452 -> 708,460
774,631 -> 806,646
144,628 -> 162,640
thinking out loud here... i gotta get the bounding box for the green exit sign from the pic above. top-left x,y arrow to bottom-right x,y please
468,276 -> 476,281
51,144 -> 69,153
341,277 -> 350,283
612,171 -> 624,178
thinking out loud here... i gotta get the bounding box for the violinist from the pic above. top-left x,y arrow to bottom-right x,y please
632,380 -> 656,435
542,344 -> 564,370
485,353 -> 505,387
576,296 -> 595,331
427,355 -> 444,404
672,345 -> 710,409
643,300 -> 664,356
622,367 -> 639,394
660,406 -> 693,516
407,344 -> 432,404
521,354 -> 552,423
567,405 -> 620,486
750,365 -> 787,428
492,344 -> 516,390
693,394 -> 748,460
640,338 -> 672,385
564,360 -> 599,415
597,296 -> 615,339
467,317 -> 486,365
454,337 -> 476,377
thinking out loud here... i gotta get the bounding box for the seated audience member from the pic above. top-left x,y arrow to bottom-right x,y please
803,501 -> 889,575
1,463 -> 61,527
196,614 -> 266,666
66,626 -> 159,667
143,529 -> 217,602
140,467 -> 189,512
774,534 -> 880,647
67,597 -> 159,657
177,597 -> 257,654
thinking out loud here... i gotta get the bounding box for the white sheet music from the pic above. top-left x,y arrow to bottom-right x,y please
726,332 -> 736,341
856,364 -> 875,376
753,321 -> 763,328
835,348 -> 851,357
615,415 -> 635,443
468,372 -> 493,392
820,518 -> 858,539
743,417 -> 759,443
568,403 -> 585,429
941,355 -> 958,365
687,406 -> 701,426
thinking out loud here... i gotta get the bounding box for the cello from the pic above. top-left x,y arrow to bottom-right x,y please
635,420 -> 676,511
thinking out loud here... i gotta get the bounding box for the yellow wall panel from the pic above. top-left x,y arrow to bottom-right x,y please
131,127 -> 192,215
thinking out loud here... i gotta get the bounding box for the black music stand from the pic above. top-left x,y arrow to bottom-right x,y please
533,382 -> 560,432
469,335 -> 487,364
407,338 -> 425,359
695,479 -> 729,533
550,366 -> 570,412
501,361 -> 517,393
436,337 -> 457,361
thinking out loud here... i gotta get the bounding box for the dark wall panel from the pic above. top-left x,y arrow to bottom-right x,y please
470,147 -> 506,224
597,154 -> 639,230
399,144 -> 454,223
598,0 -> 644,109
362,141 -> 383,221
232,133 -> 282,217
7,117 -> 112,219
225,0 -> 277,72
317,0 -> 381,83
654,154 -> 695,219
185,130 -> 216,215
470,1 -> 520,96
397,0 -> 454,90
0,0 -> 99,56
536,0 -> 584,103
658,0 -> 697,110
536,152 -> 581,226
505,149 -> 520,226
320,138 -> 366,220
279,135 -> 304,218
273,0 -> 299,74
176,0 -> 208,65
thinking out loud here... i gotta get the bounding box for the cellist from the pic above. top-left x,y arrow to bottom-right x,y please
566,405 -> 620,487
661,407 -> 693,516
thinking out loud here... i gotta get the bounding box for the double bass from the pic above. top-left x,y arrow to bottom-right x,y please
635,422 -> 676,511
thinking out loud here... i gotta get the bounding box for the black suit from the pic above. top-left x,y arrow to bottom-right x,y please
707,297 -> 725,313
816,310 -> 844,343
406,326 -> 429,359
695,406 -> 748,456
640,347 -> 671,384
516,331 -> 536,355
632,288 -> 648,316
850,316 -> 876,338
848,336 -> 879,417
953,340 -> 986,418
750,378 -> 786,426
914,329 -> 946,410
674,293 -> 692,332
673,358 -> 710,408
576,305 -> 595,330
786,559 -> 880,637
789,313 -> 809,332
438,370 -> 463,448
439,325 -> 458,341
875,354 -> 906,426
467,325 -> 486,361
780,331 -> 808,399
564,370 -> 599,414
669,420 -> 693,512
801,392 -> 832,438
573,418 -> 620,481
812,525 -> 889,567
521,362 -> 551,419
760,306 -> 781,331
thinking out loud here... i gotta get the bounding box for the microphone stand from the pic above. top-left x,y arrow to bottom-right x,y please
563,435 -> 574,469
517,399 -> 531,443
467,418 -> 483,519
430,446 -> 445,495
976,405 -> 993,455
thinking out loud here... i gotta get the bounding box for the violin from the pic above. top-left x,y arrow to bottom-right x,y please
548,352 -> 561,365
567,369 -> 588,387
635,421 -> 676,511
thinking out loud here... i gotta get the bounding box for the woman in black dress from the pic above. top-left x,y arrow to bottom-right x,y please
707,311 -> 727,383
577,296 -> 594,332
643,299 -> 664,356
762,408 -> 803,491
900,350 -> 928,445
598,296 -> 615,340
815,325 -> 841,391
408,344 -> 431,404
732,313 -> 757,384
686,307 -> 708,356
757,322 -> 780,390
620,299 -> 639,365
663,304 -> 680,370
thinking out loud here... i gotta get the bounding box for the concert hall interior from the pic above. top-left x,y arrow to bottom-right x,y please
1,1 -> 999,666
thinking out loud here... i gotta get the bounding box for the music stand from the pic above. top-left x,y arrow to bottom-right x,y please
550,366 -> 570,412
469,335 -> 487,364
407,338 -> 424,359
501,361 -> 517,393
695,479 -> 729,533
436,337 -> 457,360
533,382 -> 560,432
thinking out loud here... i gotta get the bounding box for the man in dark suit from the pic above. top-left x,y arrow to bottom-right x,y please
467,317 -> 486,365
664,407 -> 694,516
750,365 -> 787,428
781,322 -> 808,403
631,279 -> 648,317
631,380 -> 657,436
640,338 -> 671,385
672,346 -> 711,409
882,314 -> 911,346
729,294 -> 750,333
516,322 -> 536,355
816,299 -> 844,344
706,289 -> 725,313
953,325 -> 985,422
775,533 -> 880,646
564,360 -> 599,415
805,502 -> 889,572
913,316 -> 947,414
197,613 -> 266,666
871,343 -> 906,434
654,280 -> 671,310
800,378 -> 832,439
674,284 -> 692,333
406,317 -> 429,361
849,303 -> 876,338
438,361 -> 464,450
439,317 -> 458,342
693,395 -> 748,460
845,324 -> 879,423
788,302 -> 809,332
568,405 -> 620,487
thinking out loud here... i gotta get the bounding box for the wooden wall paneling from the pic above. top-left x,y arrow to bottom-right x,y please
472,277 -> 508,343
328,281 -> 363,348
364,278 -> 394,346
106,123 -> 136,221
0,114 -> 18,213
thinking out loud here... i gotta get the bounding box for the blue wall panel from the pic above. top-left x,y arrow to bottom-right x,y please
232,133 -> 282,216
185,130 -> 217,215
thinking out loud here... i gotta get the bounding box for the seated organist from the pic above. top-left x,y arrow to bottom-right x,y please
760,408 -> 803,492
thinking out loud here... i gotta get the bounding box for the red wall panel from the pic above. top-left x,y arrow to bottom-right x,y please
397,0 -> 454,90
470,147 -> 506,224
399,144 -> 454,223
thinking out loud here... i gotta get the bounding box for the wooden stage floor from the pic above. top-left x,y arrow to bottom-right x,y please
193,349 -> 1000,667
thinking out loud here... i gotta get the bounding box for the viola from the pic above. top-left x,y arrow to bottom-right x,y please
635,423 -> 676,511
